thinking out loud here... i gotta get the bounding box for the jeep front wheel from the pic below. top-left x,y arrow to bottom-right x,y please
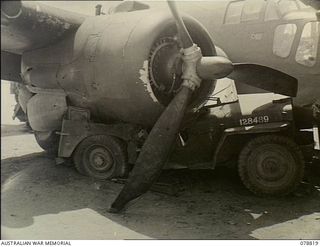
238,135 -> 304,196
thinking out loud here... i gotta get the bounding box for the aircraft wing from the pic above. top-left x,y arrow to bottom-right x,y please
1,1 -> 87,54
1,1 -> 87,82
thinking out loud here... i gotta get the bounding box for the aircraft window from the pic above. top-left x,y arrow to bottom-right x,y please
278,0 -> 299,16
273,24 -> 297,58
241,0 -> 265,22
225,1 -> 245,24
296,22 -> 319,67
265,1 -> 280,21
109,1 -> 150,14
297,1 -> 309,9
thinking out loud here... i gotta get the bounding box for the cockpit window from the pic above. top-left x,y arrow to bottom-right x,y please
265,0 -> 301,21
109,1 -> 149,14
296,22 -> 319,67
296,1 -> 310,9
273,24 -> 297,58
225,1 -> 245,24
241,0 -> 265,22
278,0 -> 299,16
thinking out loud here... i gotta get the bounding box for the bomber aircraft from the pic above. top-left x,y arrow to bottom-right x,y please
181,0 -> 320,127
109,0 -> 320,126
0,0 -> 317,212
5,0 -> 320,137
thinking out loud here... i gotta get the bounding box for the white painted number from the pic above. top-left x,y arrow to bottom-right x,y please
239,116 -> 269,126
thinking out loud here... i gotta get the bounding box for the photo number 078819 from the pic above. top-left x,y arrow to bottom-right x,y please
300,241 -> 319,246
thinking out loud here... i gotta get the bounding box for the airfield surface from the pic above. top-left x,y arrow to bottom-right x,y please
1,81 -> 320,240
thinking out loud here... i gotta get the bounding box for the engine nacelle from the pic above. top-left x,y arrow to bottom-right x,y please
22,8 -> 216,129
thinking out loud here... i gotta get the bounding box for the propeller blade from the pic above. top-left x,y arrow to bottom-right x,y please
167,0 -> 193,49
229,64 -> 298,97
109,86 -> 193,213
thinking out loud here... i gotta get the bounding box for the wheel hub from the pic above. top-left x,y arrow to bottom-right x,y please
252,144 -> 294,183
258,156 -> 287,181
93,155 -> 104,166
89,147 -> 114,171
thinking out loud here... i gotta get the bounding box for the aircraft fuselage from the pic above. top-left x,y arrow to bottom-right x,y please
176,0 -> 320,109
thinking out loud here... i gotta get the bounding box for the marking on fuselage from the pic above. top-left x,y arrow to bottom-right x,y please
250,33 -> 263,41
139,60 -> 158,103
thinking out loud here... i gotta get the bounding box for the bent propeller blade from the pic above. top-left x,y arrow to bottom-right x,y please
109,87 -> 193,212
229,64 -> 298,97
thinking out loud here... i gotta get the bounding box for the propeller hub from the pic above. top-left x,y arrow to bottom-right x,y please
181,44 -> 202,91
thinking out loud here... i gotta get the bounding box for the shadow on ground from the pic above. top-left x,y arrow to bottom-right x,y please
1,153 -> 320,239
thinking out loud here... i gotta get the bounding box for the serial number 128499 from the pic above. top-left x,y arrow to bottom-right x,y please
239,116 -> 270,126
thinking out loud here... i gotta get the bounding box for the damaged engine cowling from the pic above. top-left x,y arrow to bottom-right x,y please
21,9 -> 216,129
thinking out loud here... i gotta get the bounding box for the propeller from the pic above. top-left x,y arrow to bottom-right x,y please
229,63 -> 298,97
109,0 -> 233,213
109,1 -> 298,213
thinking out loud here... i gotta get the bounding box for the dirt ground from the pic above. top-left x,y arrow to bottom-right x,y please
1,82 -> 320,240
